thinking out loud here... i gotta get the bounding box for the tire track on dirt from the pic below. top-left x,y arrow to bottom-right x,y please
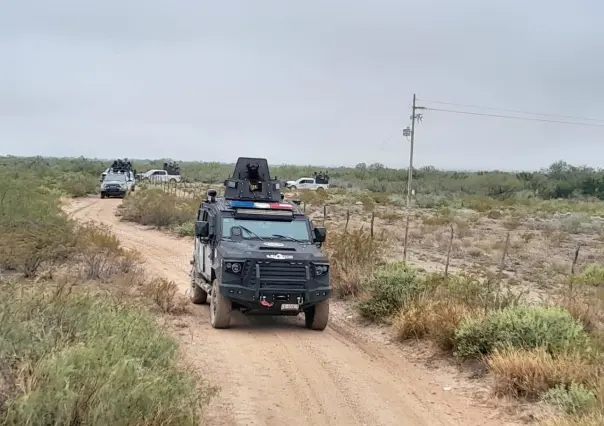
65,197 -> 513,426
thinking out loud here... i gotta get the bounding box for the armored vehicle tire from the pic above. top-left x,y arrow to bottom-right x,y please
189,273 -> 208,304
210,279 -> 232,329
304,300 -> 329,331
169,178 -> 176,183
289,185 -> 297,190
317,187 -> 325,191
100,193 -> 106,199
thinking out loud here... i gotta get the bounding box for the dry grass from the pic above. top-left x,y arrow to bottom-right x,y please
487,348 -> 599,399
324,228 -> 386,298
139,277 -> 190,315
393,299 -> 472,350
120,188 -> 198,228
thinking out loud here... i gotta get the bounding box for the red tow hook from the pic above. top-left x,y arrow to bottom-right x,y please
260,300 -> 274,308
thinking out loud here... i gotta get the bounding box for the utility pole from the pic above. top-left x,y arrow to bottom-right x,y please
402,93 -> 425,263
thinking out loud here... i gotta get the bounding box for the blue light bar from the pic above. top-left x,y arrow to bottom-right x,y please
229,201 -> 293,210
230,201 -> 255,209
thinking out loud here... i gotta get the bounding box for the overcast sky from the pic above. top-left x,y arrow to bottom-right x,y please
1,1 -> 603,170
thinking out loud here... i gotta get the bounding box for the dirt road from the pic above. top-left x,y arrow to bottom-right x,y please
65,198 -> 513,426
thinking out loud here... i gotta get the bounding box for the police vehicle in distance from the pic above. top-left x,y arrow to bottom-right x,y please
190,157 -> 331,330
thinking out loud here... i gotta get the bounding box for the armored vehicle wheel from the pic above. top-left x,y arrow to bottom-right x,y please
169,178 -> 177,183
210,279 -> 231,329
317,187 -> 325,191
304,300 -> 329,331
289,185 -> 297,190
189,270 -> 207,304
100,193 -> 106,199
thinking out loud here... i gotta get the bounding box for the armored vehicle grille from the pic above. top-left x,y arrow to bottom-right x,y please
249,260 -> 308,289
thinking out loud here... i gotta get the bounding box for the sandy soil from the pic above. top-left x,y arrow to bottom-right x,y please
64,197 -> 519,426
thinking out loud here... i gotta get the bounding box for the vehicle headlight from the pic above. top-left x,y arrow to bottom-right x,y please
225,261 -> 244,274
314,264 -> 329,276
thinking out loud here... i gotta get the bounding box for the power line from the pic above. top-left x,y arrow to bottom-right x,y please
425,107 -> 604,128
419,99 -> 604,124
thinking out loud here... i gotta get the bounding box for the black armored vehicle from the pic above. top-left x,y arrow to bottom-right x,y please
189,157 -> 331,330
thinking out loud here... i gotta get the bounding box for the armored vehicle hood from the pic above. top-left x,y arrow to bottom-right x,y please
218,240 -> 328,262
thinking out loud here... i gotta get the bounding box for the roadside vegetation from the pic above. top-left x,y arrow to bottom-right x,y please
5,154 -> 604,424
0,165 -> 214,425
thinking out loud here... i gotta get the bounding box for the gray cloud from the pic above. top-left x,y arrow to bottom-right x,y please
1,0 -> 603,170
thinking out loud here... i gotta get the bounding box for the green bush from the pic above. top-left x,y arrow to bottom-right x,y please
358,262 -> 426,321
55,171 -> 100,197
172,220 -> 195,237
0,175 -> 76,276
543,383 -> 596,415
0,282 -> 211,425
454,306 -> 590,358
575,264 -> 604,287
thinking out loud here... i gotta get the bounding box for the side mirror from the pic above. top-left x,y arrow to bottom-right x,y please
313,227 -> 327,243
194,220 -> 209,238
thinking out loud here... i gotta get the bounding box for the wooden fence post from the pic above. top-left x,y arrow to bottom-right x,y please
344,210 -> 350,233
444,224 -> 454,276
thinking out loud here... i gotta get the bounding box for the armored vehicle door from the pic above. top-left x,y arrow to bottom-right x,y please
202,210 -> 216,279
195,208 -> 215,281
195,208 -> 207,277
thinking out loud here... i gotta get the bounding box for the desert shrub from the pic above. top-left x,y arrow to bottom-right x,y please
0,176 -> 76,276
325,228 -> 385,298
74,221 -> 143,280
120,188 -> 197,227
358,262 -> 426,321
454,306 -> 590,359
54,171 -> 99,197
575,264 -> 604,287
543,383 -> 596,415
393,273 -> 520,349
140,277 -> 189,315
172,220 -> 195,237
298,189 -> 329,205
0,281 -> 211,425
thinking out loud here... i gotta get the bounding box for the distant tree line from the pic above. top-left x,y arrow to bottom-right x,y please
2,156 -> 604,200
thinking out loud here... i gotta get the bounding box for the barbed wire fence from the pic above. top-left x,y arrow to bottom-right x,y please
139,178 -> 590,280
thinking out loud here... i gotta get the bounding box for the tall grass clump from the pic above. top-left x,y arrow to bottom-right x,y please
325,228 -> 385,298
120,188 -> 197,228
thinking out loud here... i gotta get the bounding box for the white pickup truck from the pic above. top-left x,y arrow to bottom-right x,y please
141,169 -> 181,183
286,177 -> 329,191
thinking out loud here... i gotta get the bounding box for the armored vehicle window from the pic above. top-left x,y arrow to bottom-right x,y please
207,211 -> 216,238
221,218 -> 311,242
300,179 -> 314,184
